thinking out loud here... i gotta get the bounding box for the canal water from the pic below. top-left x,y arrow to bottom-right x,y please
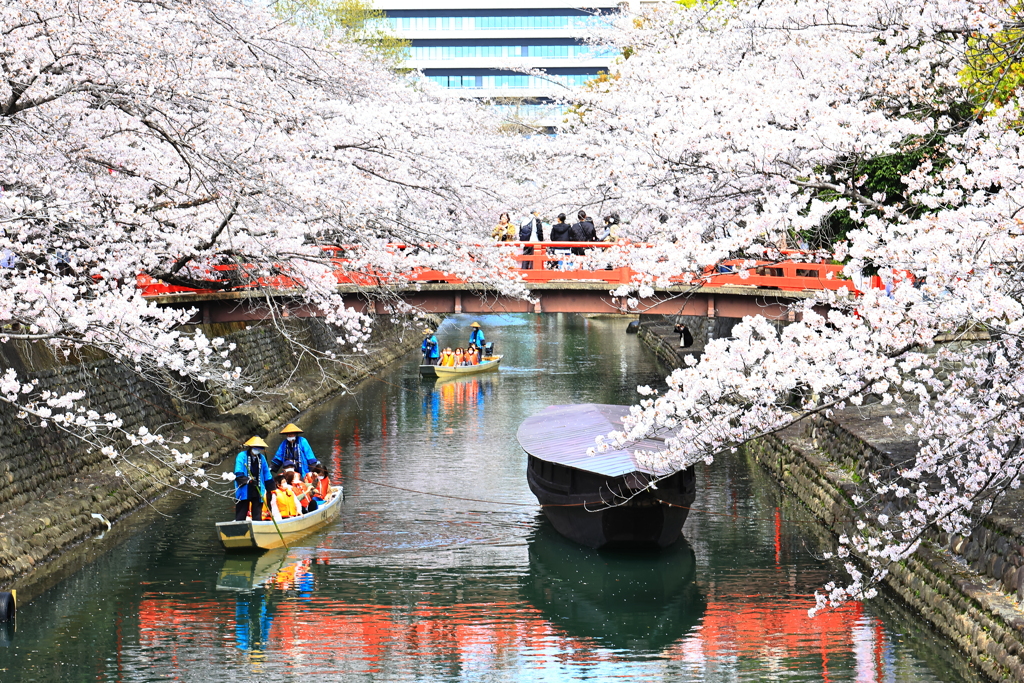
2,314 -> 982,682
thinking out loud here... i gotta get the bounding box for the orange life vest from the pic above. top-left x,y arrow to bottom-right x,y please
305,473 -> 331,500
265,488 -> 299,519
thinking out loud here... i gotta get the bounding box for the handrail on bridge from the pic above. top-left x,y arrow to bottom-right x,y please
136,242 -> 888,298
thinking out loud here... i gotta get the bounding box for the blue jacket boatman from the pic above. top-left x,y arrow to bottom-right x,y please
421,328 -> 440,365
271,423 -> 318,477
234,436 -> 275,522
468,322 -> 485,351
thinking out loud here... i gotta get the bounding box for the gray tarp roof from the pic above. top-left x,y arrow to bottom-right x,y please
516,403 -> 665,477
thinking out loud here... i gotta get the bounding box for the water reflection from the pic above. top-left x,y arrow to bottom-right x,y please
0,618 -> 13,648
1,314 -> 985,682
216,550 -> 288,592
422,374 -> 495,432
523,517 -> 705,653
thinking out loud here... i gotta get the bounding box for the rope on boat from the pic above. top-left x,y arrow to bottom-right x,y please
89,372 -> 818,525
348,474 -> 818,522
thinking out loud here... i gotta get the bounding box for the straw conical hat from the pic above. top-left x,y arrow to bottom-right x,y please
470,321 -> 481,328
244,436 -> 269,448
279,423 -> 304,435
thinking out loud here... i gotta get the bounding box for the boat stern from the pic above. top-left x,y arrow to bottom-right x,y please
216,521 -> 259,550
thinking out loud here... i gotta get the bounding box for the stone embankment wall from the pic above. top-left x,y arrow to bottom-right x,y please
637,326 -> 1024,682
0,315 -> 433,596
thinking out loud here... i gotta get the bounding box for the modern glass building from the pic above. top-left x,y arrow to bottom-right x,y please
374,0 -> 624,123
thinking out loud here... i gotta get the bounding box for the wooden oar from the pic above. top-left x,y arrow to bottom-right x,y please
266,493 -> 288,549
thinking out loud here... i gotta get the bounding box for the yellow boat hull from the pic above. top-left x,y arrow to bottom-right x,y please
216,486 -> 343,551
433,355 -> 502,377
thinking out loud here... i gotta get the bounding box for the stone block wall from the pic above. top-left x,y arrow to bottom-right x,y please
747,421 -> 1024,682
635,325 -> 1024,681
814,413 -> 1024,608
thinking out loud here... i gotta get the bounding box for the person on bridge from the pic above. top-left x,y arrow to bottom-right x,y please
271,423 -> 318,477
233,436 -> 275,522
600,215 -> 620,242
468,321 -> 485,350
548,213 -> 571,268
421,328 -> 439,365
569,211 -> 597,256
492,212 -> 515,242
518,210 -> 545,270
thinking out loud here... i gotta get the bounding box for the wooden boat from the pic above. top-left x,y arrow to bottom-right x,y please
432,355 -> 502,377
419,363 -> 439,377
216,486 -> 343,551
518,404 -> 696,549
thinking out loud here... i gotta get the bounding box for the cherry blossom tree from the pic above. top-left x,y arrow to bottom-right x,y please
0,0 -> 528,490
550,0 -> 1024,610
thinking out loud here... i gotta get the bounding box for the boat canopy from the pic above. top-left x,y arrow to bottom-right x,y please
517,404 -> 669,478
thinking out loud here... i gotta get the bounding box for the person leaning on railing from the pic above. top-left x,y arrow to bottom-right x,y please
547,213 -> 571,268
569,210 -> 597,256
518,210 -> 545,270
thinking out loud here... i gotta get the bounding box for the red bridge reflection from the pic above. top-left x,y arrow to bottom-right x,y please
135,558 -> 892,680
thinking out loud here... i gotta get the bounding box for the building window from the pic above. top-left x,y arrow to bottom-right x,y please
388,15 -> 612,32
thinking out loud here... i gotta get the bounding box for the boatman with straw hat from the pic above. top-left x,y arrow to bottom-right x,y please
421,328 -> 439,366
271,423 -> 318,477
234,436 -> 275,522
468,322 -> 485,350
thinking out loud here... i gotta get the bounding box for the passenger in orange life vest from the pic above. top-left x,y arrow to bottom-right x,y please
265,474 -> 299,520
454,347 -> 465,366
304,464 -> 331,505
466,346 -> 480,365
286,470 -> 314,513
439,347 -> 455,367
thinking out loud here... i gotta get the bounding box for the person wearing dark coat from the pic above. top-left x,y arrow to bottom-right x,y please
549,213 -> 571,242
518,210 -> 544,269
547,213 -> 571,268
569,210 -> 597,256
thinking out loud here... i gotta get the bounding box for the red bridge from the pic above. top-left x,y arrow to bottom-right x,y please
138,242 -> 883,324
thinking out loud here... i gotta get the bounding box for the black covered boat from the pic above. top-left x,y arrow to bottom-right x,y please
518,404 -> 696,549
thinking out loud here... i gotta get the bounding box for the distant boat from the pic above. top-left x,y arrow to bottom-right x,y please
216,486 -> 343,551
431,355 -> 502,377
518,404 -> 696,549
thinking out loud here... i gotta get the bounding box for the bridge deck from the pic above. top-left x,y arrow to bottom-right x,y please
137,242 -> 872,323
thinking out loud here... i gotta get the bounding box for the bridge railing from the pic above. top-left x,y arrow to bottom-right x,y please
136,243 -> 887,298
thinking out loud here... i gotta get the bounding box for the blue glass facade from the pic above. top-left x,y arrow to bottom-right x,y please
380,4 -> 617,98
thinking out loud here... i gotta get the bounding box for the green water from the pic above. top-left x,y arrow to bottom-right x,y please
0,314 -> 983,682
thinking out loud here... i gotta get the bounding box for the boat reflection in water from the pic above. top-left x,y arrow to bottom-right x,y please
216,550 -> 289,592
217,552 -> 319,655
422,373 -> 495,433
522,518 -> 706,653
0,618 -> 13,648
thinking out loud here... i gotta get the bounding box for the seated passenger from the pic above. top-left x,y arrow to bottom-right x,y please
264,474 -> 299,520
304,464 -> 331,504
454,347 -> 465,366
467,346 -> 479,365
286,470 -> 315,513
440,347 -> 455,366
